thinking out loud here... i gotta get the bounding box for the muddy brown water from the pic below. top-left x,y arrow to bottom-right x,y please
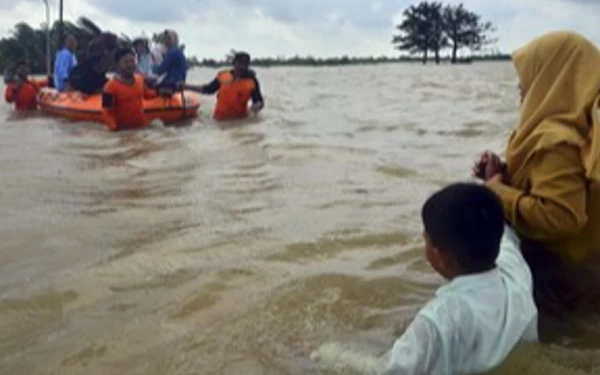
1,63 -> 599,374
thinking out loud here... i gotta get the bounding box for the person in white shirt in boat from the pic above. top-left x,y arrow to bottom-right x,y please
312,182 -> 538,375
132,38 -> 153,78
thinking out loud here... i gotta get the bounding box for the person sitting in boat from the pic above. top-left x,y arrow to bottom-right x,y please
132,38 -> 153,78
65,32 -> 119,95
91,32 -> 119,54
66,41 -> 113,95
150,32 -> 167,66
183,52 -> 264,121
150,29 -> 187,91
53,34 -> 78,92
473,31 -> 600,341
4,60 -> 48,111
66,53 -> 109,95
101,48 -> 158,131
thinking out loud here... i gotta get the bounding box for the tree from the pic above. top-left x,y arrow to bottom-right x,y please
426,2 -> 447,64
442,3 -> 495,63
393,2 -> 446,64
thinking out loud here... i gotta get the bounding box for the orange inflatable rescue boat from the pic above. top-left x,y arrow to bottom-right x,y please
37,88 -> 200,124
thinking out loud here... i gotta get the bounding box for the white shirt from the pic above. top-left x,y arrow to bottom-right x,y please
378,225 -> 538,375
149,43 -> 167,82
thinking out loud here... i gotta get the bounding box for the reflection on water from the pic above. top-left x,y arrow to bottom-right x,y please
1,63 -> 600,374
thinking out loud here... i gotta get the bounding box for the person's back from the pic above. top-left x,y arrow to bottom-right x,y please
387,225 -> 537,374
68,52 -> 109,95
313,183 -> 537,375
68,62 -> 107,95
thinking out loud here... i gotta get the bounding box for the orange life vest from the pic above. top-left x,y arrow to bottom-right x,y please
4,79 -> 47,111
213,70 -> 256,121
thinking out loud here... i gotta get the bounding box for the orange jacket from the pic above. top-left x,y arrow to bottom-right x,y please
101,74 -> 157,131
4,78 -> 47,111
202,70 -> 263,121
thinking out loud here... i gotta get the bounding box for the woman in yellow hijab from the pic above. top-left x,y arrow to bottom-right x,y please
474,30 -> 600,341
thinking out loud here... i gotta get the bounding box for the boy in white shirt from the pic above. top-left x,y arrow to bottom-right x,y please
312,182 -> 538,375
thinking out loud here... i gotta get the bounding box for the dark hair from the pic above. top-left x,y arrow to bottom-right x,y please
132,38 -> 149,50
63,34 -> 76,44
421,182 -> 505,273
233,52 -> 251,64
88,32 -> 118,56
100,32 -> 118,51
114,47 -> 135,63
14,59 -> 28,68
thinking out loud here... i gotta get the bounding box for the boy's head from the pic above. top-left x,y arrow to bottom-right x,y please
115,48 -> 136,77
421,182 -> 505,279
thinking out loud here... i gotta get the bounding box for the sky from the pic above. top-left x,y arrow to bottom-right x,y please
0,0 -> 599,59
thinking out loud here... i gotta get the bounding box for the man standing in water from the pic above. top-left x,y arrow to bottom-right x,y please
183,52 -> 264,121
4,60 -> 48,111
101,48 -> 157,131
53,35 -> 78,91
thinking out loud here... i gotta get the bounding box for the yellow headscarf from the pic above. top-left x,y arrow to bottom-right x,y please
507,31 -> 600,184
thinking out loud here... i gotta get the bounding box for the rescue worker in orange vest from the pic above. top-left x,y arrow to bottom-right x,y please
4,60 -> 48,111
183,52 -> 264,121
102,48 -> 158,131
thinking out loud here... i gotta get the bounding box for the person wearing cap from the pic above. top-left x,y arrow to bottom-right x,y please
151,29 -> 187,90
183,52 -> 264,121
101,48 -> 158,131
4,60 -> 49,111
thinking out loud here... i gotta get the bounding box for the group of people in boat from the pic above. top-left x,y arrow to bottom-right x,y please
3,28 -> 265,130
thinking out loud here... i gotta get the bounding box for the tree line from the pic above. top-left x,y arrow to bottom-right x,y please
0,3 -> 500,74
394,2 -> 495,64
197,53 -> 509,68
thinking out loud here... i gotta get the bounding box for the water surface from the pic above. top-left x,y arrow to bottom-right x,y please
1,63 -> 599,374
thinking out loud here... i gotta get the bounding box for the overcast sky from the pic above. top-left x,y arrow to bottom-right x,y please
1,0 -> 599,59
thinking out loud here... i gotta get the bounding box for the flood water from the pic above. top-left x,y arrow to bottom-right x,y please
1,63 -> 599,375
